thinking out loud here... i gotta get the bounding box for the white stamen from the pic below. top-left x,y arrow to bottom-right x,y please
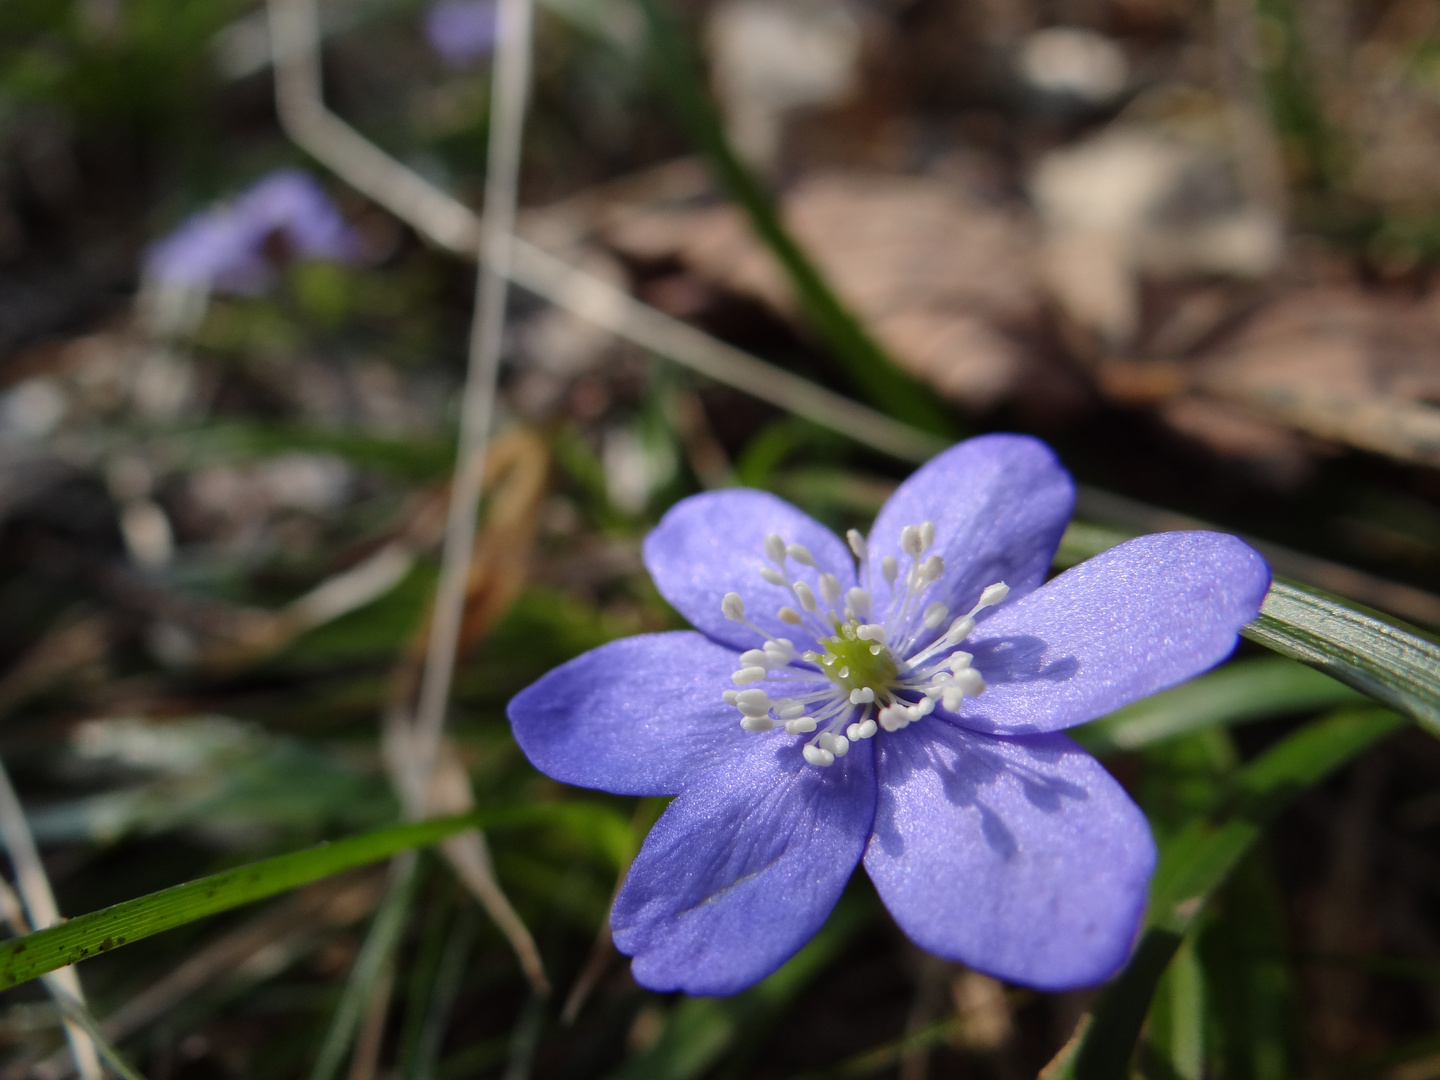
722,690 -> 740,705
819,573 -> 843,610
735,689 -> 772,716
764,534 -> 787,564
786,543 -> 816,567
953,668 -> 985,695
764,639 -> 797,664
920,521 -> 935,549
818,732 -> 850,757
901,525 -> 924,557
760,567 -> 788,587
732,666 -> 767,685
740,716 -> 774,731
922,602 -> 949,629
847,719 -> 878,740
793,582 -> 818,611
739,649 -> 770,668
849,687 -> 875,704
878,704 -> 909,732
882,556 -> 899,587
847,529 -> 867,561
786,716 -> 818,734
973,582 -> 1010,612
721,592 -> 746,622
778,607 -> 803,624
803,744 -> 835,767
856,623 -> 886,642
846,587 -> 873,617
918,555 -> 945,586
775,701 -> 807,720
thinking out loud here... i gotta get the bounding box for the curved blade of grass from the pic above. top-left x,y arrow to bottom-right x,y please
0,811 -> 483,991
1242,582 -> 1440,739
632,0 -> 956,437
1072,656 -> 1363,757
1047,706 -> 1407,1080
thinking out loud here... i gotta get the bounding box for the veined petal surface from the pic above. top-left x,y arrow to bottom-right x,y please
954,531 -> 1271,735
613,736 -> 876,995
865,724 -> 1154,991
508,632 -> 756,797
867,435 -> 1074,627
644,489 -> 856,654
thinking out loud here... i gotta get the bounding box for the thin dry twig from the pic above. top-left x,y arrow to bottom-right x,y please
0,759 -> 104,1080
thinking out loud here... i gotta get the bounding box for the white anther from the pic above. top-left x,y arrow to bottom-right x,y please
850,687 -> 875,704
721,592 -> 746,622
953,668 -> 985,695
764,534 -> 787,564
777,607 -> 803,625
786,716 -> 818,734
803,744 -> 835,767
882,556 -> 899,587
918,555 -> 945,585
901,525 -> 924,557
764,639 -> 797,663
775,701 -> 807,720
740,716 -> 774,732
760,567 -> 788,587
818,732 -> 850,757
722,690 -> 740,705
923,602 -> 950,629
735,689 -> 772,716
921,521 -> 935,549
878,704 -> 908,732
945,615 -> 975,642
912,697 -> 935,717
786,543 -> 816,567
739,649 -> 770,668
975,582 -> 1010,610
793,581 -> 817,611
846,587 -> 873,617
947,650 -> 973,670
847,529 -> 867,561
847,718 -> 878,740
732,667 -> 767,685
856,623 -> 886,642
819,573 -> 843,609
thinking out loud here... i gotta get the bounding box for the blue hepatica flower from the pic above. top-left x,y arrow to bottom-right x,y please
509,435 -> 1271,995
144,169 -> 360,296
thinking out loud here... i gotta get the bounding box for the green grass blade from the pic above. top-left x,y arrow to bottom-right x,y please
1243,582 -> 1440,738
1051,707 -> 1406,1080
1073,657 -> 1363,756
0,812 -> 483,990
632,0 -> 956,436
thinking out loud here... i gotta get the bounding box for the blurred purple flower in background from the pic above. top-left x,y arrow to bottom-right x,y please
424,0 -> 499,68
509,435 -> 1271,995
143,169 -> 361,295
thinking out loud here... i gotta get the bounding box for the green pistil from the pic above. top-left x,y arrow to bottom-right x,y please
820,623 -> 896,693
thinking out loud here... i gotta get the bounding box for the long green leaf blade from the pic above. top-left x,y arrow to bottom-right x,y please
1243,582 -> 1440,738
1052,707 -> 1406,1079
0,812 -> 483,990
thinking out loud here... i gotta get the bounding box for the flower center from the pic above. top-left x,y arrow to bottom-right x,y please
717,522 -> 1009,768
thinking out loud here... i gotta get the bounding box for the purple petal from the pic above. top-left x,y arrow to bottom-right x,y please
865,723 -> 1154,991
507,632 -> 764,797
613,736 -> 875,995
424,0 -> 499,67
644,489 -> 856,653
867,435 -> 1074,634
954,532 -> 1271,735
